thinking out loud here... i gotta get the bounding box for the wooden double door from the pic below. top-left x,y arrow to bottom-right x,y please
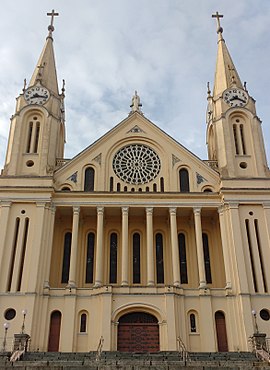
117,312 -> 159,352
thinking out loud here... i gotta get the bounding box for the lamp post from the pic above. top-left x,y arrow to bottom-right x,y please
252,309 -> 259,334
2,322 -> 10,352
21,309 -> 27,334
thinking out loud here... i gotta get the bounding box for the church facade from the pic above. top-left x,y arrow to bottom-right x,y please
0,11 -> 270,353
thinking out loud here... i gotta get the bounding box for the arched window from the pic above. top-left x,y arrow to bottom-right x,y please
178,233 -> 188,284
179,168 -> 190,192
156,233 -> 164,284
84,167 -> 95,191
26,116 -> 41,154
133,233 -> 141,284
202,233 -> 212,283
160,177 -> 164,192
110,177 -> 114,191
117,183 -> 121,192
189,313 -> 197,333
85,232 -> 95,284
61,232 -> 72,284
80,313 -> 87,333
153,184 -> 157,192
109,233 -> 118,284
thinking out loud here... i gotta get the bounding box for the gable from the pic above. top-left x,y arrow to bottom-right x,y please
54,112 -> 220,193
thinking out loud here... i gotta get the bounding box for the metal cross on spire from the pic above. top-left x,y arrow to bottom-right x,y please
47,9 -> 59,37
212,11 -> 224,34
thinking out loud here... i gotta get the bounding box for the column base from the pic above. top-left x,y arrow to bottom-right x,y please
147,281 -> 155,286
67,281 -> 76,288
94,281 -> 102,288
121,281 -> 129,286
173,281 -> 180,287
199,282 -> 207,289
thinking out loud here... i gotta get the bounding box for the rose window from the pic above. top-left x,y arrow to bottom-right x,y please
112,144 -> 161,184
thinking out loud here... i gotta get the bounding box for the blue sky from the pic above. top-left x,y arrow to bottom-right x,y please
0,1 -> 270,169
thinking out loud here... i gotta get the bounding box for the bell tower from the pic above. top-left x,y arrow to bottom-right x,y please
206,12 -> 269,178
3,10 -> 65,177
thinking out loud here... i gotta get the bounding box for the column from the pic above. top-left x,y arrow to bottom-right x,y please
43,204 -> 56,288
218,206 -> 232,289
68,206 -> 80,287
193,207 -> 206,288
169,208 -> 180,286
146,207 -> 154,286
95,206 -> 104,287
121,207 -> 129,286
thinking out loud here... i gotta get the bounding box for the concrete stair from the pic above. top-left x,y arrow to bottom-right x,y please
0,350 -> 267,369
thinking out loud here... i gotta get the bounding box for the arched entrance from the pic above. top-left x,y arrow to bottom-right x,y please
117,312 -> 159,352
48,311 -> 61,352
215,311 -> 228,352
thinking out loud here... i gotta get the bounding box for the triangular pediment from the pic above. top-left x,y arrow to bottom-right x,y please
54,112 -> 219,192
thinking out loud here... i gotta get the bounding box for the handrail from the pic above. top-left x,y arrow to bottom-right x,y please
95,336 -> 104,362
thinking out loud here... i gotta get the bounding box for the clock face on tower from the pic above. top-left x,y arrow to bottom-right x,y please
223,88 -> 248,107
24,85 -> 50,105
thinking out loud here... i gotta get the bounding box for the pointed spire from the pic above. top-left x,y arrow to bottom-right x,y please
130,91 -> 143,113
212,12 -> 244,97
28,10 -> 59,95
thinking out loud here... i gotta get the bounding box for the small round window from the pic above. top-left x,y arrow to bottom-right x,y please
4,308 -> 16,320
260,309 -> 270,321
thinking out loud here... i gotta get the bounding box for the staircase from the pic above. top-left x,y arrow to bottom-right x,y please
0,351 -> 268,369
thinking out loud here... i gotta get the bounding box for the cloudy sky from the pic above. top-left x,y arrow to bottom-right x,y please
0,1 -> 269,169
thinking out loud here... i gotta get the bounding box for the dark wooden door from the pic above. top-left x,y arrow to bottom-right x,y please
48,311 -> 61,352
215,311 -> 228,352
118,312 -> 159,352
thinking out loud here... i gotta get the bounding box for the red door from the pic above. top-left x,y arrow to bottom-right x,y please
48,311 -> 61,352
215,311 -> 228,352
118,312 -> 159,352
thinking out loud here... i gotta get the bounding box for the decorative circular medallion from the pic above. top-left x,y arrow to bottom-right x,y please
113,144 -> 161,184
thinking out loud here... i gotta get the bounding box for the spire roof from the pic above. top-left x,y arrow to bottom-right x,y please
28,10 -> 59,95
212,12 -> 244,97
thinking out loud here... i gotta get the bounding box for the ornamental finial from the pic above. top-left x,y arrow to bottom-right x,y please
47,9 -> 59,38
212,11 -> 224,36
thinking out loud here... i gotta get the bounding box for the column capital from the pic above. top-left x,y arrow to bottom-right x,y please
228,202 -> 239,209
263,202 -> 270,209
0,200 -> 12,208
193,207 -> 201,215
218,206 -> 225,215
121,206 -> 129,215
36,201 -> 47,208
146,207 -> 153,215
73,206 -> 80,214
97,206 -> 104,215
169,207 -> 177,216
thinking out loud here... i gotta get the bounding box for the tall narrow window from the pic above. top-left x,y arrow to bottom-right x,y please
240,124 -> 246,155
84,167 -> 95,191
179,168 -> 190,192
245,219 -> 257,292
110,177 -> 114,191
109,233 -> 118,284
254,219 -> 267,292
7,218 -> 20,291
189,313 -> 197,333
153,184 -> 157,192
33,122 -> 40,153
80,313 -> 87,333
117,183 -> 121,192
233,124 -> 239,155
160,177 -> 164,192
17,218 -> 29,291
133,233 -> 141,284
61,232 -> 72,284
155,233 -> 164,284
85,232 -> 95,284
202,233 -> 212,284
26,122 -> 33,153
178,233 -> 188,284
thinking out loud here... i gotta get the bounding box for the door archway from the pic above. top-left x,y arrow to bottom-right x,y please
215,311 -> 228,352
48,310 -> 61,352
117,312 -> 159,352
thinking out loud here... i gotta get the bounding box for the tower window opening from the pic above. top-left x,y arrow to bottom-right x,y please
233,124 -> 239,155
109,233 -> 118,284
240,124 -> 246,155
202,233 -> 212,284
17,217 -> 29,291
26,122 -> 33,153
7,218 -> 20,292
155,233 -> 164,284
245,219 -> 258,292
33,122 -> 40,153
254,219 -> 267,292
